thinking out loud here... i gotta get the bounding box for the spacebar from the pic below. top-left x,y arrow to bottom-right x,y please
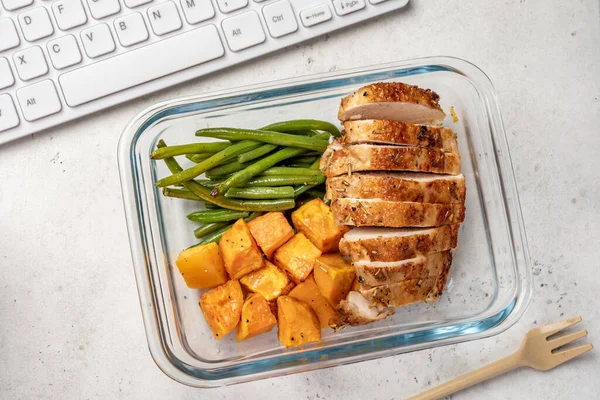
59,25 -> 225,107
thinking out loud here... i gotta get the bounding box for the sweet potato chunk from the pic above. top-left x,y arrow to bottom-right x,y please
236,293 -> 277,342
248,212 -> 294,260
291,198 -> 349,253
199,280 -> 243,339
288,274 -> 336,329
240,261 -> 294,301
273,233 -> 322,284
219,219 -> 264,279
175,242 -> 228,289
277,296 -> 321,347
314,254 -> 356,307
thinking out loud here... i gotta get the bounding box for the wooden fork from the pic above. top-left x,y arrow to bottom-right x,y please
409,316 -> 593,400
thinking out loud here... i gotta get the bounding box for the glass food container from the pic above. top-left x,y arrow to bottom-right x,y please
118,56 -> 532,387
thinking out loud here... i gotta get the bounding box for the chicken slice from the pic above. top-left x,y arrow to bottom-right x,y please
325,172 -> 466,204
329,291 -> 395,329
339,225 -> 460,263
331,198 -> 466,228
338,82 -> 446,123
320,143 -> 461,177
342,120 -> 458,153
354,251 -> 453,288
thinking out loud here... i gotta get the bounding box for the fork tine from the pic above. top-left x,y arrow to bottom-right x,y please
553,344 -> 594,366
538,316 -> 582,337
548,330 -> 588,349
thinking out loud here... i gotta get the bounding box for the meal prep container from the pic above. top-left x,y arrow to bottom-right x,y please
118,56 -> 532,387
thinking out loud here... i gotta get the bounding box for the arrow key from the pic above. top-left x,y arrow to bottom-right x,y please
300,4 -> 332,27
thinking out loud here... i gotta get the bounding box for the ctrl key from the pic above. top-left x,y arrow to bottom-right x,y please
17,80 -> 62,122
0,94 -> 20,133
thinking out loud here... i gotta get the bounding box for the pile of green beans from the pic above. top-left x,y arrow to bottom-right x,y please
154,119 -> 339,245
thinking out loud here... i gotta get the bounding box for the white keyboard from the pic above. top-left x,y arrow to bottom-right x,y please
0,0 -> 409,145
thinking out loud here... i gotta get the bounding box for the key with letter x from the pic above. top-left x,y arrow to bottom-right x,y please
13,46 -> 49,81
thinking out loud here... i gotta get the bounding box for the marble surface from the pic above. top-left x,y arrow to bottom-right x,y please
1,1 -> 599,399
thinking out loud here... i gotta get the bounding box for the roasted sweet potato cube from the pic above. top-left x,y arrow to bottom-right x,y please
219,219 -> 264,280
175,242 -> 228,289
248,212 -> 295,259
314,254 -> 356,307
277,296 -> 321,347
199,280 -> 243,339
291,198 -> 349,253
240,261 -> 294,301
273,233 -> 322,284
236,293 -> 277,342
288,274 -> 336,329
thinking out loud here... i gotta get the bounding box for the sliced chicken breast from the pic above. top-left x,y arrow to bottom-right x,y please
359,256 -> 452,307
325,172 -> 466,204
354,251 -> 452,288
331,198 -> 466,228
342,120 -> 458,153
339,224 -> 460,263
320,143 -> 461,178
338,82 -> 446,123
329,291 -> 395,329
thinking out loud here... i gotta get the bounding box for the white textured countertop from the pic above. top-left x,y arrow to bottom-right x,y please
1,1 -> 599,399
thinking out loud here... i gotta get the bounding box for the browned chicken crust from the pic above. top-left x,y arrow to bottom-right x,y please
339,224 -> 460,263
326,173 -> 466,204
338,82 -> 446,122
342,120 -> 458,153
332,199 -> 466,228
320,143 -> 461,177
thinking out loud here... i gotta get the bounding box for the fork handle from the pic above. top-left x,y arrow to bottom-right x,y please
407,352 -> 522,400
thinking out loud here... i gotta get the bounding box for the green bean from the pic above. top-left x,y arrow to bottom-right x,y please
162,187 -> 201,201
200,212 -> 263,244
158,140 -> 295,211
294,159 -> 325,197
151,141 -> 230,159
260,167 -> 322,176
285,155 -> 320,165
186,153 -> 214,163
224,186 -> 295,199
246,175 -> 321,187
195,128 -> 329,152
187,209 -> 250,223
237,144 -> 278,163
260,119 -> 341,138
155,140 -> 262,187
205,160 -> 252,179
285,163 -> 312,169
193,222 -> 229,239
203,202 -> 222,209
211,147 -> 309,196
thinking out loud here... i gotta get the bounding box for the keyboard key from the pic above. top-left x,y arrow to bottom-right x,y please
17,80 -> 62,122
147,2 -> 182,35
332,0 -> 365,16
263,1 -> 297,38
1,0 -> 33,11
81,24 -> 116,58
180,0 -> 214,25
114,12 -> 149,47
47,35 -> 82,69
59,25 -> 225,107
222,10 -> 265,52
13,46 -> 49,81
0,58 -> 15,89
87,0 -> 121,20
52,0 -> 88,31
300,4 -> 332,27
124,0 -> 152,9
18,7 -> 55,42
0,95 -> 20,133
0,18 -> 21,52
216,0 -> 247,14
